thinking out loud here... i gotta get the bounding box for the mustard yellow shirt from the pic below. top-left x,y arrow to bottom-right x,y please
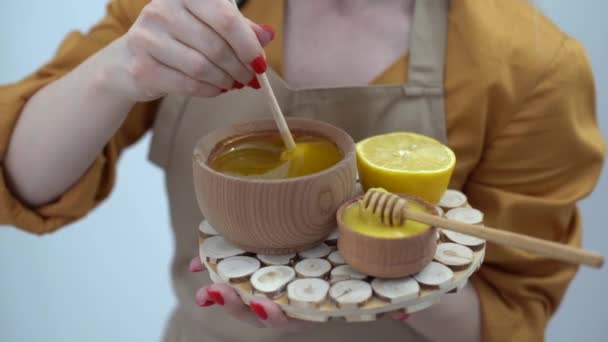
0,1 -> 605,341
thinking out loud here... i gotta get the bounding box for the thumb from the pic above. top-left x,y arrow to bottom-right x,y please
188,256 -> 206,273
248,21 -> 275,47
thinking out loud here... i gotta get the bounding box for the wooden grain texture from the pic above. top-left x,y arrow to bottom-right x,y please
193,118 -> 357,254
434,243 -> 474,271
363,189 -> 604,268
201,236 -> 484,320
408,208 -> 604,268
226,0 -> 296,150
198,220 -> 219,240
258,72 -> 297,150
197,189 -> 486,322
337,195 -> 439,278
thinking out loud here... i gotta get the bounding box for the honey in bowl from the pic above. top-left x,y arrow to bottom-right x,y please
342,200 -> 432,238
336,192 -> 438,278
207,130 -> 342,179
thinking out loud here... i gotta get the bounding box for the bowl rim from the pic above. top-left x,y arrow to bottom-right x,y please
193,117 -> 356,184
337,193 -> 440,242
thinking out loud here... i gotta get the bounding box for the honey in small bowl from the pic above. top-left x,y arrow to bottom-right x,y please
337,194 -> 439,278
342,199 -> 431,238
207,130 -> 343,179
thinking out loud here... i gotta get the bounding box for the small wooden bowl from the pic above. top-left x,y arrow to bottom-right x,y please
337,195 -> 439,278
193,118 -> 357,254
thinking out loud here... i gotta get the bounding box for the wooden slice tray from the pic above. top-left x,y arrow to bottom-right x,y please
198,190 -> 485,322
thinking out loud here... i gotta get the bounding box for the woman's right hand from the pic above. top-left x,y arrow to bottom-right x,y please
6,0 -> 275,207
109,0 -> 274,102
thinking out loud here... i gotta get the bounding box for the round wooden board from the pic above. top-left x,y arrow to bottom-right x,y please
198,190 -> 485,322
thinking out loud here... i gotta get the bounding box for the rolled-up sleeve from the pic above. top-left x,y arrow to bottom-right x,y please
0,0 -> 156,234
467,37 -> 606,341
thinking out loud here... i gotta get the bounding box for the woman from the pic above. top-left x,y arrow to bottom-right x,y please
0,0 -> 604,341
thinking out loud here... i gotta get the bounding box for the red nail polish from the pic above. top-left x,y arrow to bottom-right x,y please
198,299 -> 214,307
220,89 -> 228,93
250,55 -> 267,74
250,302 -> 268,320
206,289 -> 224,305
400,313 -> 410,321
232,81 -> 244,89
248,77 -> 260,89
259,24 -> 275,41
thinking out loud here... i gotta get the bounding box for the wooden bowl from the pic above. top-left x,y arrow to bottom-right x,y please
193,118 -> 357,254
337,194 -> 439,278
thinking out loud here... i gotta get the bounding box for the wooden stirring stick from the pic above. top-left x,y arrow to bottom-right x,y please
257,74 -> 296,150
228,0 -> 297,151
360,188 -> 605,268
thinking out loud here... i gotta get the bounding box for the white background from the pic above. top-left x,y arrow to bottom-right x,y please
1,1 -> 606,341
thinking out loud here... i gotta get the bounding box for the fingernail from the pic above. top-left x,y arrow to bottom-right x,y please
250,55 -> 267,74
248,77 -> 260,89
220,89 -> 228,93
198,299 -> 214,307
400,313 -> 410,321
259,24 -> 275,41
232,81 -> 244,89
189,258 -> 203,272
250,301 -> 268,320
206,289 -> 224,305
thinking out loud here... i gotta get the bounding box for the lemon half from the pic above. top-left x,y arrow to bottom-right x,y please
356,132 -> 456,203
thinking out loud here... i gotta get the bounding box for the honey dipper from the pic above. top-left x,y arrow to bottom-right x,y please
359,188 -> 604,268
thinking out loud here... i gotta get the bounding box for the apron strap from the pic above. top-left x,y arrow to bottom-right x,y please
407,0 -> 449,89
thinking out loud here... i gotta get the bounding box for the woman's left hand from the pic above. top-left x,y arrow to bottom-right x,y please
189,257 -> 412,327
189,257 -> 311,331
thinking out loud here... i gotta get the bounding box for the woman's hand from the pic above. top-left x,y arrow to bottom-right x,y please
108,0 -> 274,102
189,256 -> 414,328
189,257 -> 310,331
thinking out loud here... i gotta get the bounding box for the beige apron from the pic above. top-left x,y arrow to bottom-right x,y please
149,1 -> 448,341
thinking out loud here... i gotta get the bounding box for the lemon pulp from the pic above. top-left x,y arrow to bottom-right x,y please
343,200 -> 431,238
356,132 -> 456,203
208,131 -> 342,179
